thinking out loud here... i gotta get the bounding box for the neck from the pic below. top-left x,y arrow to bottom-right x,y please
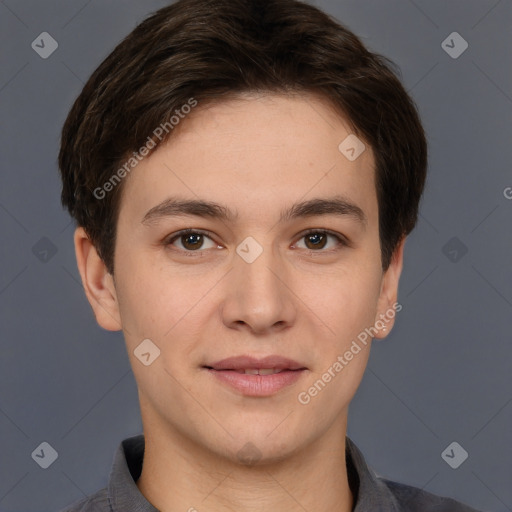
136,417 -> 354,512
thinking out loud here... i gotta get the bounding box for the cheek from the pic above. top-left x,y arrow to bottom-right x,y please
114,256 -> 218,355
114,258 -> 173,341
297,263 -> 382,342
296,268 -> 382,410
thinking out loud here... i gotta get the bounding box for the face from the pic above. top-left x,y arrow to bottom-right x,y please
76,93 -> 404,464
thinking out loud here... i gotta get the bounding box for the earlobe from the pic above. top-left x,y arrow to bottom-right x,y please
74,227 -> 122,331
373,236 -> 406,339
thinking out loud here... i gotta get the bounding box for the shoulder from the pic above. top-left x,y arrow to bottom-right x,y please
381,478 -> 482,511
57,488 -> 110,512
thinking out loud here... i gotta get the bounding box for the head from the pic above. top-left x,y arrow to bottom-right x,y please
59,0 -> 427,463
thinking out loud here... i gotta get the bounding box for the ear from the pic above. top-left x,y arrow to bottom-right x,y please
74,227 -> 122,331
373,236 -> 406,339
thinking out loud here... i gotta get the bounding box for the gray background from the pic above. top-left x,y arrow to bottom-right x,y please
0,0 -> 511,511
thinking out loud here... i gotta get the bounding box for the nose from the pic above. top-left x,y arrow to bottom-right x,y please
221,240 -> 297,335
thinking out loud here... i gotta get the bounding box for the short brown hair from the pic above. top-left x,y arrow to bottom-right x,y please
59,0 -> 427,274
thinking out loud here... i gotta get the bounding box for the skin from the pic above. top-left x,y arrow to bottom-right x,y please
74,93 -> 405,512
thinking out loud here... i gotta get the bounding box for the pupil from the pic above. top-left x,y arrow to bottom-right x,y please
183,234 -> 202,249
307,233 -> 326,249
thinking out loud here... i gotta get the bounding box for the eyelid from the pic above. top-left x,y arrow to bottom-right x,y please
293,228 -> 350,251
165,228 -> 218,248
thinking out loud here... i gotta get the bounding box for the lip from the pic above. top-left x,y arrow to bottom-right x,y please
203,355 -> 307,397
205,355 -> 306,371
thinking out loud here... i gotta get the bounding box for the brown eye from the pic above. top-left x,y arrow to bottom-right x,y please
181,233 -> 204,250
294,230 -> 347,253
166,230 -> 218,253
304,232 -> 328,250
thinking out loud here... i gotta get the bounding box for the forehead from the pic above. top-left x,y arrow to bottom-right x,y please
118,93 -> 378,227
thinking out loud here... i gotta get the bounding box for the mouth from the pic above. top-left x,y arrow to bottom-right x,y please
205,367 -> 295,375
203,355 -> 308,396
204,354 -> 307,371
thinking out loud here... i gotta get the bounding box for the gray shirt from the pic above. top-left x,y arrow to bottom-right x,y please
59,434 -> 481,511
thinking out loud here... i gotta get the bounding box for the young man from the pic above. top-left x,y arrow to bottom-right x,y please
58,0 -> 481,510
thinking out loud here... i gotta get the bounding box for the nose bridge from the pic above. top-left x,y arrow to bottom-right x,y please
236,234 -> 283,298
223,234 -> 294,331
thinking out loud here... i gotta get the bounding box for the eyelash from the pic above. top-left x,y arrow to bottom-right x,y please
164,228 -> 349,256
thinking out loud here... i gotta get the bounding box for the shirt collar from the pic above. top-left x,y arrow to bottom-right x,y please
345,436 -> 400,511
108,435 -> 159,512
108,434 -> 400,512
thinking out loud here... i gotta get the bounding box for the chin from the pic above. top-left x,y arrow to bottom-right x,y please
217,427 -> 307,466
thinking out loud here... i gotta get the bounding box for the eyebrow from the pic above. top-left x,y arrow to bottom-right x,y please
141,195 -> 367,228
